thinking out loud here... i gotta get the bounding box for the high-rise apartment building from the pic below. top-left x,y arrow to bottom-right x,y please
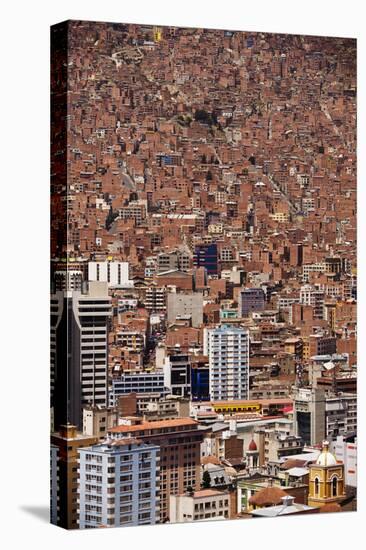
51,281 -> 112,430
204,326 -> 250,401
108,418 -> 204,522
78,438 -> 160,528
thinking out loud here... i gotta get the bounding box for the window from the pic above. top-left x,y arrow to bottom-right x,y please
332,476 -> 338,497
314,477 -> 320,496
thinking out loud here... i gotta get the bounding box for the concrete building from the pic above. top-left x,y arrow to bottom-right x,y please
82,405 -> 119,439
145,286 -> 167,312
167,292 -> 203,328
157,250 -> 191,274
300,285 -> 325,319
108,418 -> 204,522
331,435 -> 357,488
54,268 -> 84,291
256,429 -> 304,464
238,288 -> 265,318
163,351 -> 191,397
88,261 -> 133,288
293,387 -> 326,446
51,424 -> 98,529
51,282 -> 112,430
142,396 -> 190,421
78,438 -> 160,528
169,489 -> 231,523
116,331 -> 146,353
118,201 -> 146,225
205,326 -> 250,401
325,394 -> 357,440
109,370 -> 168,406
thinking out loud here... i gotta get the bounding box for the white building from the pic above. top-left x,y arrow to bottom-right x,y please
204,325 -> 250,401
82,406 -> 118,439
88,261 -> 133,288
169,489 -> 230,523
331,435 -> 357,488
78,438 -> 160,528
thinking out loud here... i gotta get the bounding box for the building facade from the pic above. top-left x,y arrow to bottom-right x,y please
169,489 -> 231,523
193,243 -> 218,275
167,292 -> 203,328
293,386 -> 326,446
205,326 -> 250,401
51,282 -> 112,430
109,371 -> 168,406
88,261 -> 133,288
78,438 -> 160,528
238,288 -> 265,318
108,418 -> 204,522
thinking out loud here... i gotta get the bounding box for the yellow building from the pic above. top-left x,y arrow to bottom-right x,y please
153,27 -> 162,42
308,440 -> 346,508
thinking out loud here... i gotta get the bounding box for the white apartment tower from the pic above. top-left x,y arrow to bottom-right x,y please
204,325 -> 250,401
78,438 -> 160,528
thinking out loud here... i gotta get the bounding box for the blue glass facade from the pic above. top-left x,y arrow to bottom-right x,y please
193,243 -> 218,275
191,367 -> 210,401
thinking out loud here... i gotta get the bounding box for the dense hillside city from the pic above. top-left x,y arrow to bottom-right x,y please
51,21 -> 357,528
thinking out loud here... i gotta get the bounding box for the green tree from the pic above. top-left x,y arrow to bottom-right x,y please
202,470 -> 211,489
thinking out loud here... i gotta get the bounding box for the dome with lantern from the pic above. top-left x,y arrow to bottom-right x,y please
316,440 -> 337,466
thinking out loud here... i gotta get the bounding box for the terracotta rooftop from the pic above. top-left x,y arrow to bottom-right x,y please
249,486 -> 288,507
280,459 -> 308,470
201,455 -> 221,465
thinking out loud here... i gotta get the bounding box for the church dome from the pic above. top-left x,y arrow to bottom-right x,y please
248,438 -> 257,451
316,440 -> 337,466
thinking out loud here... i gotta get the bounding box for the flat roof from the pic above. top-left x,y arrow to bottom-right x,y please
109,417 -> 198,433
211,398 -> 293,406
190,489 -> 226,498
